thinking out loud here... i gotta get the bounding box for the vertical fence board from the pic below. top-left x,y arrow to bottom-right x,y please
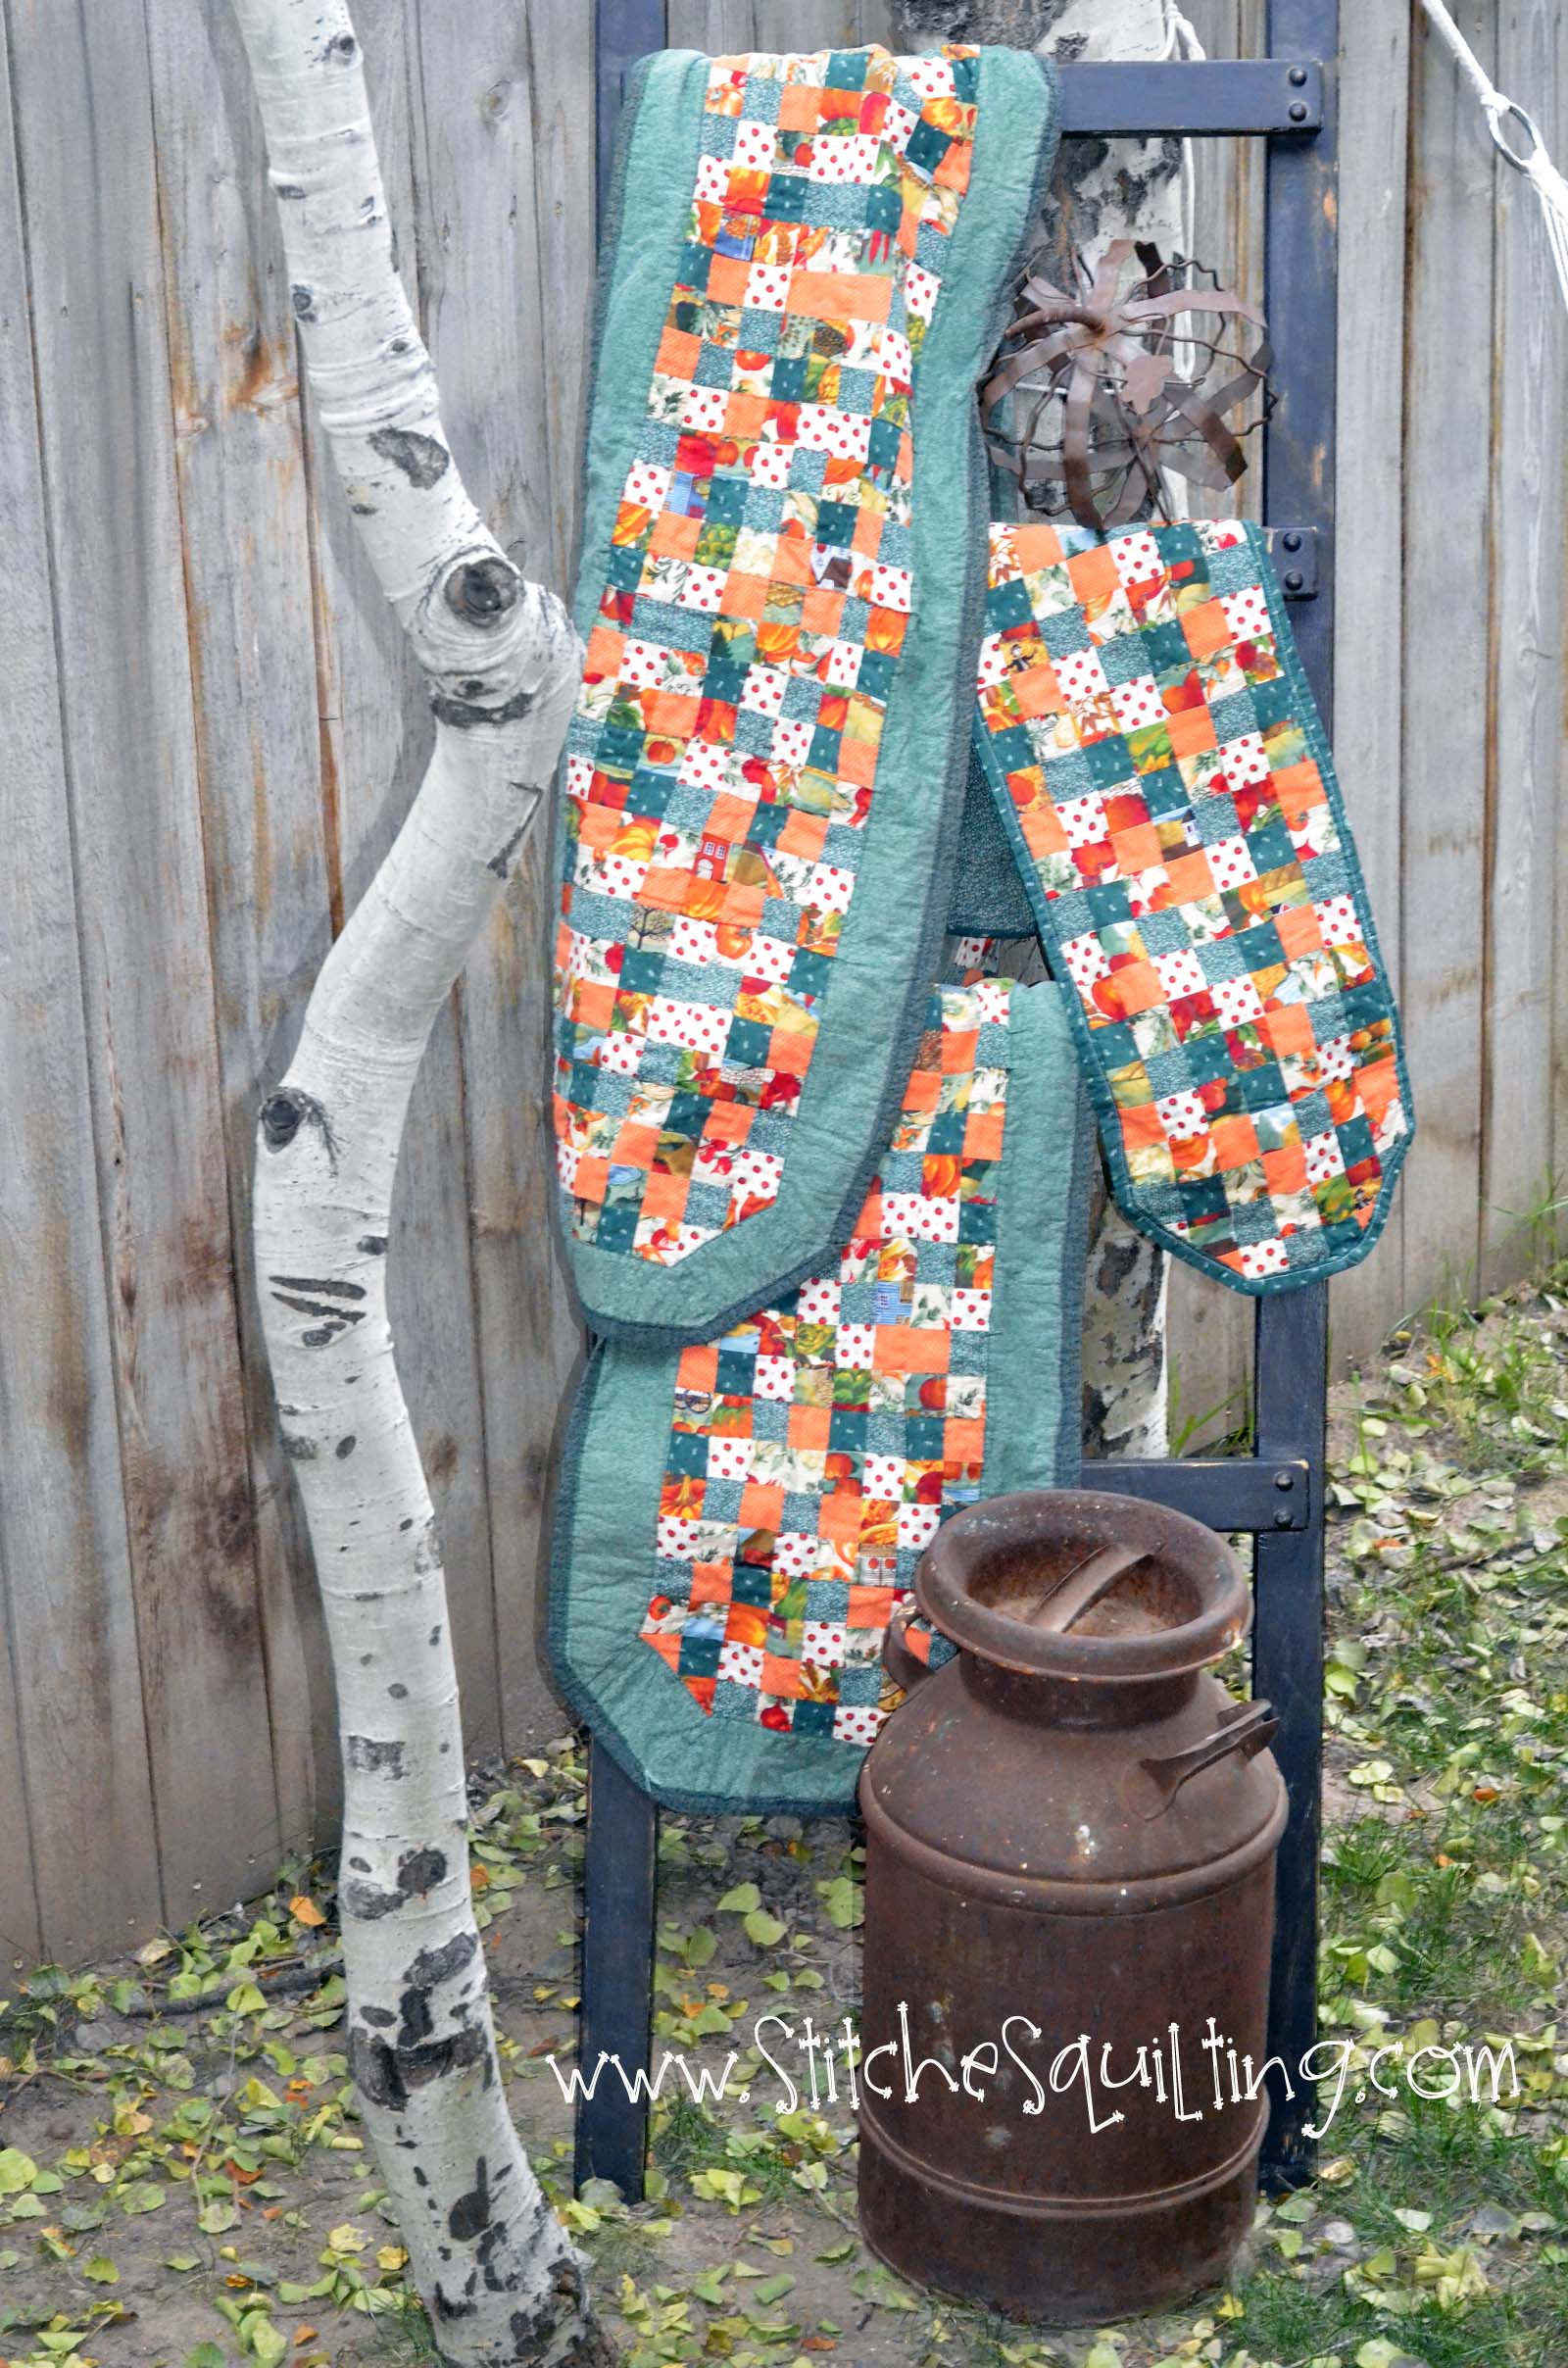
529,0 -> 600,596
0,9 -> 162,1963
1480,1 -> 1565,1290
1398,5 -> 1494,1309
1328,0 -> 1410,1368
404,0 -> 595,1747
142,0 -> 336,1861
7,0 -> 280,1932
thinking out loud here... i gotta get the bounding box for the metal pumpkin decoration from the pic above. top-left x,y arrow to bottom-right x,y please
981,237 -> 1273,531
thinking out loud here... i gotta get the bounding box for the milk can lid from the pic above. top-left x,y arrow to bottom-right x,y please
915,1488 -> 1250,1682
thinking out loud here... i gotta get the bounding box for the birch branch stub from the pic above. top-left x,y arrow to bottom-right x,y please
231,0 -> 610,2358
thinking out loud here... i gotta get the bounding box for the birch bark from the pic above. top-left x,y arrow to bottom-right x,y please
233,2 -> 609,2358
899,0 -> 1181,1459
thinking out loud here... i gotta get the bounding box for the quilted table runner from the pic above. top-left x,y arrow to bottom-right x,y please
554,42 -> 1060,1343
549,976 -> 1091,1813
970,518 -> 1412,1291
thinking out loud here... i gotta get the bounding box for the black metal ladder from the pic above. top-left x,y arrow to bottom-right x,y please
574,0 -> 1338,2204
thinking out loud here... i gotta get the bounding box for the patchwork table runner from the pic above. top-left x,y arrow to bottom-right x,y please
554,43 -> 1060,1344
970,518 -> 1411,1291
549,976 -> 1090,1813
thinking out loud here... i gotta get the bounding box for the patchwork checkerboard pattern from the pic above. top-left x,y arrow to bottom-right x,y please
639,978 -> 1010,1745
974,518 -> 1408,1286
555,45 -> 979,1270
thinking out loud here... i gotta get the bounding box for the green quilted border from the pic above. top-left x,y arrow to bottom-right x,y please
969,520 -> 1413,1299
555,47 -> 1062,1347
545,979 -> 1091,1813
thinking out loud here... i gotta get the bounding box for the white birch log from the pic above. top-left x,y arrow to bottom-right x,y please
899,0 -> 1179,1459
232,2 -> 609,2359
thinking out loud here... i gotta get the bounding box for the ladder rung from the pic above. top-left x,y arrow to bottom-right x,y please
1057,59 -> 1324,138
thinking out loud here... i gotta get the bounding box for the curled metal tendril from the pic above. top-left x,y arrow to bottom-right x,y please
981,238 -> 1275,533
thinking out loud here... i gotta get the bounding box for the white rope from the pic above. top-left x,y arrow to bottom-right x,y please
1418,0 -> 1568,315
1161,0 -> 1204,267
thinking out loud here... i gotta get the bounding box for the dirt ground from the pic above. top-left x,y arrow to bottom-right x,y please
4,1267 -> 1568,2368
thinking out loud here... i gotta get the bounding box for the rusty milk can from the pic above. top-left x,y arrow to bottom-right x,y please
858,1489 -> 1286,2324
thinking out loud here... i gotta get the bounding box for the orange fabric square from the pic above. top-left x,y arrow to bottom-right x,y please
570,980 -> 615,1030
852,506 -> 885,556
718,880 -> 767,926
705,794 -> 757,845
1164,705 -> 1218,761
705,1099 -> 754,1146
943,1417 -> 985,1462
1181,599 -> 1232,659
655,325 -> 701,379
778,82 -> 818,130
1110,823 -> 1162,873
723,570 -> 770,620
769,1028 -> 816,1077
644,690 -> 700,739
1275,902 -> 1323,960
725,390 -> 769,439
1163,850 -> 1215,901
963,1108 -> 1005,1161
1210,1113 -> 1260,1169
941,1027 -> 980,1075
1356,1047 -> 1401,1124
817,1491 -> 866,1548
1261,1003 -> 1315,1058
1273,759 -> 1325,814
572,1154 -> 609,1206
1013,522 -> 1065,573
638,1168 -> 688,1222
1066,542 -> 1118,603
650,510 -> 703,560
760,1654 -> 805,1701
1261,1143 -> 1307,1195
1120,1102 -> 1168,1151
788,1403 -> 832,1452
639,865 -> 691,914
802,586 -> 847,636
739,1480 -> 786,1531
838,731 -> 880,788
679,1342 -> 720,1393
583,623 -> 625,680
776,809 -> 829,860
1107,960 -> 1164,1017
873,1325 -> 950,1375
1020,803 -> 1069,860
705,252 -> 750,306
577,802 -> 623,853
612,1114 -> 660,1162
769,536 -> 813,588
848,1584 -> 896,1628
1011,662 -> 1064,719
790,269 -> 891,323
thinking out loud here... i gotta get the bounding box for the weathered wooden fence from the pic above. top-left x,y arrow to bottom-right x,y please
1,1 -> 1564,1960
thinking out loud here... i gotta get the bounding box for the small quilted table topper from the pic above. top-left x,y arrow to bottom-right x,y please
549,977 -> 1091,1815
970,518 -> 1411,1292
553,43 -> 1060,1343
